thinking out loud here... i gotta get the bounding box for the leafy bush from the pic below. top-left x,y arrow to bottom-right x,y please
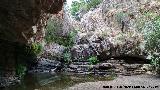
63,49 -> 72,63
45,19 -> 77,47
143,16 -> 160,52
149,54 -> 160,72
70,0 -> 102,18
16,64 -> 26,77
86,0 -> 102,11
87,56 -> 99,64
115,12 -> 128,24
136,11 -> 158,31
142,16 -> 160,72
70,0 -> 83,16
45,19 -> 78,63
44,19 -> 62,44
31,43 -> 43,55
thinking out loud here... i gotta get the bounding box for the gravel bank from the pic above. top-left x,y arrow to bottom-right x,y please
65,75 -> 160,90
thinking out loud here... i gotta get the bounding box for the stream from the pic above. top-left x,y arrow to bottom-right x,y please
2,73 -> 160,90
2,72 -> 116,90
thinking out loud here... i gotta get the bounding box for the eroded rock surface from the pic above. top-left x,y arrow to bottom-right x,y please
0,0 -> 64,87
28,58 -> 63,73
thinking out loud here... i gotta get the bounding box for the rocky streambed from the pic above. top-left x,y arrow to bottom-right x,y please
0,57 -> 156,90
2,72 -> 160,90
65,75 -> 160,90
28,58 -> 151,76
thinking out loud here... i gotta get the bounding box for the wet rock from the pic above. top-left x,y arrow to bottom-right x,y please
69,64 -> 78,69
0,77 -> 20,87
66,61 -> 93,74
66,60 -> 116,76
28,58 -> 62,73
24,73 -> 60,87
66,58 -> 149,76
0,0 -> 64,88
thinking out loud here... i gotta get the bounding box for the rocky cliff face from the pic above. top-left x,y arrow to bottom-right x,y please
0,0 -> 64,43
59,0 -> 158,78
0,0 -> 64,87
69,0 -> 160,62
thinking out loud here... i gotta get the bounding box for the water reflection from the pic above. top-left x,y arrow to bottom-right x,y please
3,73 -> 116,90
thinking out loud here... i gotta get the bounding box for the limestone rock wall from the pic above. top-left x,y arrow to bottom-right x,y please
0,0 -> 64,85
69,0 -> 160,62
0,0 -> 64,43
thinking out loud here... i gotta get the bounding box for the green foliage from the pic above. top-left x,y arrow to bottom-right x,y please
44,19 -> 62,44
147,53 -> 160,73
85,0 -> 102,11
16,64 -> 26,77
143,16 -> 160,72
87,56 -> 99,64
45,19 -> 77,47
70,0 -> 102,17
45,19 -> 77,63
67,30 -> 77,47
70,0 -> 83,16
13,44 -> 37,77
31,43 -> 43,55
143,16 -> 160,52
115,12 -> 128,23
136,11 -> 158,31
143,11 -> 157,19
63,49 -> 72,63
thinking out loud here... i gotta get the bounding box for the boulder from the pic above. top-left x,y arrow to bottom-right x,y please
94,63 -> 113,70
42,43 -> 65,59
28,58 -> 63,73
0,77 -> 20,87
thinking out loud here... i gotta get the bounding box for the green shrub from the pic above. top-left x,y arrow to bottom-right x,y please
136,11 -> 158,31
45,19 -> 78,63
31,43 -> 43,55
70,0 -> 83,16
86,0 -> 102,11
16,64 -> 26,77
143,16 -> 160,52
115,12 -> 128,23
87,56 -> 99,64
63,49 -> 72,63
115,12 -> 128,30
45,19 -> 77,47
143,16 -> 160,72
12,44 -> 37,77
70,0 -> 102,18
44,19 -> 62,44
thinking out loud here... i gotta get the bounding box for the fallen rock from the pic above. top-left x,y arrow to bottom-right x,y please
28,58 -> 62,73
94,63 -> 113,70
122,64 -> 142,70
42,43 -> 65,59
141,64 -> 154,71
0,77 -> 20,87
